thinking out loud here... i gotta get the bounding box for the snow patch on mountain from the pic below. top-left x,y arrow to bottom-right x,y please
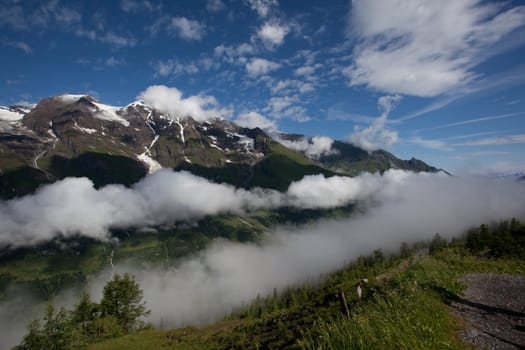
137,135 -> 161,173
73,121 -> 97,134
0,107 -> 24,122
91,102 -> 130,126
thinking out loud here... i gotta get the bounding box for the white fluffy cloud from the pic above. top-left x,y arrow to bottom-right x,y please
235,111 -> 277,132
170,17 -> 206,41
278,136 -> 338,159
138,85 -> 231,121
345,0 -> 525,97
257,21 -> 289,48
246,58 -> 280,77
0,168 -> 473,248
0,170 -> 283,248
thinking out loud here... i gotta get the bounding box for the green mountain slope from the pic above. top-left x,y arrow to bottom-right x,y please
319,141 -> 442,176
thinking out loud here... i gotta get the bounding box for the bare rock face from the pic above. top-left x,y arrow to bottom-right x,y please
3,95 -> 272,170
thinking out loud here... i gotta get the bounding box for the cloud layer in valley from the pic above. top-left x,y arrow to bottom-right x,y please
0,170 -> 410,248
1,169 -> 525,348
101,171 -> 525,329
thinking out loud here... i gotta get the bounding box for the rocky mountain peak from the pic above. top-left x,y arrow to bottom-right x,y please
0,93 -> 442,199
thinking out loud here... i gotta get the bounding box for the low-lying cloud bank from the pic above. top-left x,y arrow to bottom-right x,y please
106,172 -> 525,329
1,170 -> 525,249
0,169 -> 409,248
1,170 -> 525,348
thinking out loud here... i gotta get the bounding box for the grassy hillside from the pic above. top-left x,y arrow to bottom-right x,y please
86,237 -> 524,350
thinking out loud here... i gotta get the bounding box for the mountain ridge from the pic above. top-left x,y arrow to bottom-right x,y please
0,94 -> 442,199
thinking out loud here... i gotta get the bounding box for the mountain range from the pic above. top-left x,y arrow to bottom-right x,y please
0,94 -> 441,199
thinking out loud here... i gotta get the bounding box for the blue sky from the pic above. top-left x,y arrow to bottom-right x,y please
1,0 -> 525,174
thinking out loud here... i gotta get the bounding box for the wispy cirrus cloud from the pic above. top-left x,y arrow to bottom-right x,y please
420,112 -> 525,131
457,134 -> 525,147
348,95 -> 401,151
345,0 -> 525,97
3,40 -> 32,54
408,137 -> 453,151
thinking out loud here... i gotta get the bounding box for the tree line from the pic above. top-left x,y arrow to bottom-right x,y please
466,218 -> 525,258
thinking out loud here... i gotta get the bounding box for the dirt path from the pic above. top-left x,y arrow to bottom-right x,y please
450,273 -> 525,349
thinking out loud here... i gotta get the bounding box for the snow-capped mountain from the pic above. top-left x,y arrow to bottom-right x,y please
0,94 -> 439,199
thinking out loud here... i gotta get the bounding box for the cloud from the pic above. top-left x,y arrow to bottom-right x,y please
206,0 -> 226,12
152,60 -> 199,77
345,0 -> 525,97
457,134 -> 525,146
256,21 -> 289,48
246,0 -> 277,18
377,94 -> 402,115
422,112 -> 525,131
11,167 -> 517,249
409,137 -> 453,151
277,136 -> 338,159
265,95 -> 297,116
0,170 -> 283,248
133,171 -> 525,330
120,0 -> 158,13
294,65 -> 315,77
235,111 -> 277,132
214,43 -> 256,64
3,41 -> 32,54
170,17 -> 206,41
138,85 -> 232,122
105,56 -> 125,67
246,58 -> 280,77
0,0 -> 81,31
270,79 -> 316,95
75,28 -> 137,48
348,95 -> 401,152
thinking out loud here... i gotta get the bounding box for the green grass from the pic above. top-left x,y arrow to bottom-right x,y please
301,286 -> 463,350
